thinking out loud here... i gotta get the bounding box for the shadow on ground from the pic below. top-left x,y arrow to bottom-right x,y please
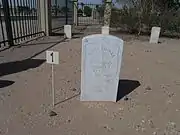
0,36 -> 67,89
117,79 -> 141,101
0,80 -> 15,89
0,59 -> 45,88
55,79 -> 140,105
50,32 -> 84,39
0,59 -> 45,77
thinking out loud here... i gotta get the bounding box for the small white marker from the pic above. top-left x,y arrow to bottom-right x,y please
46,51 -> 59,107
102,26 -> 109,35
64,25 -> 72,39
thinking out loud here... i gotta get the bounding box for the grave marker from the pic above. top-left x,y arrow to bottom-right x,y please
150,27 -> 161,43
81,34 -> 124,102
64,25 -> 72,39
102,26 -> 109,35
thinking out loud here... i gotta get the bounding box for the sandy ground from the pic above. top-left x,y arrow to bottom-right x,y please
0,34 -> 180,135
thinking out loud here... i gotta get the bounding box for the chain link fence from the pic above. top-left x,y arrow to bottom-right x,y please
51,0 -> 73,31
77,2 -> 104,25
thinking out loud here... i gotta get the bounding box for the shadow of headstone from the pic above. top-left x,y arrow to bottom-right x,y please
117,79 -> 141,101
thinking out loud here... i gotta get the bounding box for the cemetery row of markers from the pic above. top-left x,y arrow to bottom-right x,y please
46,25 -> 161,106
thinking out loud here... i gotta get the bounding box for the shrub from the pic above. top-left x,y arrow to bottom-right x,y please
110,6 -> 180,37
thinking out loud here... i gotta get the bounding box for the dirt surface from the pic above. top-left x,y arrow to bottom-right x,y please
0,34 -> 180,135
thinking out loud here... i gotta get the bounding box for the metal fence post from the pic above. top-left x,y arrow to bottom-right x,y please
65,0 -> 68,24
73,0 -> 78,26
39,0 -> 52,36
2,0 -> 14,46
55,0 -> 57,17
47,0 -> 52,35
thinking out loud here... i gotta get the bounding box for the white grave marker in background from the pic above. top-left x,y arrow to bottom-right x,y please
46,51 -> 59,107
64,25 -> 72,39
150,27 -> 161,43
81,34 -> 124,102
102,26 -> 109,35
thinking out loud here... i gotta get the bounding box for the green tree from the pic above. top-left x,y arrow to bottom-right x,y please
80,2 -> 85,9
112,0 -> 180,35
78,8 -> 83,16
154,0 -> 180,12
83,6 -> 92,17
96,5 -> 105,17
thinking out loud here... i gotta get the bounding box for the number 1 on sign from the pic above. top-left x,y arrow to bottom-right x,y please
46,51 -> 59,65
50,52 -> 54,63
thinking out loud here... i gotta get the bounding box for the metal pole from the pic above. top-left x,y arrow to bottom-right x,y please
47,0 -> 52,35
52,64 -> 55,107
39,0 -> 51,36
0,1 -> 6,46
55,0 -> 57,17
73,0 -> 78,26
2,0 -> 14,46
65,0 -> 68,24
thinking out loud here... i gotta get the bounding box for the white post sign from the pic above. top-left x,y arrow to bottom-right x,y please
46,51 -> 59,107
102,26 -> 109,35
46,51 -> 59,65
64,25 -> 72,39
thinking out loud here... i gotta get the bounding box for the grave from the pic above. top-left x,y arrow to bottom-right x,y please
150,27 -> 161,43
102,26 -> 109,35
64,25 -> 72,39
81,34 -> 124,102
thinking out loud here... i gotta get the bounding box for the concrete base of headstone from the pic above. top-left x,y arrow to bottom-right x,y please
150,27 -> 161,44
64,25 -> 72,39
102,26 -> 109,35
81,34 -> 124,102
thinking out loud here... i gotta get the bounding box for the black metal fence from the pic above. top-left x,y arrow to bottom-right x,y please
0,0 -> 43,47
0,0 -> 8,47
77,3 -> 104,25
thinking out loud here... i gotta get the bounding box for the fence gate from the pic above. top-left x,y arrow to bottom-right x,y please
51,0 -> 73,32
0,0 -> 43,48
77,2 -> 104,25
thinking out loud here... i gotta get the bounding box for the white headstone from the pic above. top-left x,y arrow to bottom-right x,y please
102,26 -> 109,35
64,25 -> 72,39
81,34 -> 124,102
150,27 -> 161,43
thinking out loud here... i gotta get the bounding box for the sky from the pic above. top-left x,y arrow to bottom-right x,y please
52,0 -> 103,5
78,0 -> 124,8
55,0 -> 121,5
54,0 -> 123,8
75,0 -> 125,8
0,0 -> 125,9
78,0 -> 103,4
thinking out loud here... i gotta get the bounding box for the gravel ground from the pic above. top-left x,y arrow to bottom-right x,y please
0,33 -> 180,135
